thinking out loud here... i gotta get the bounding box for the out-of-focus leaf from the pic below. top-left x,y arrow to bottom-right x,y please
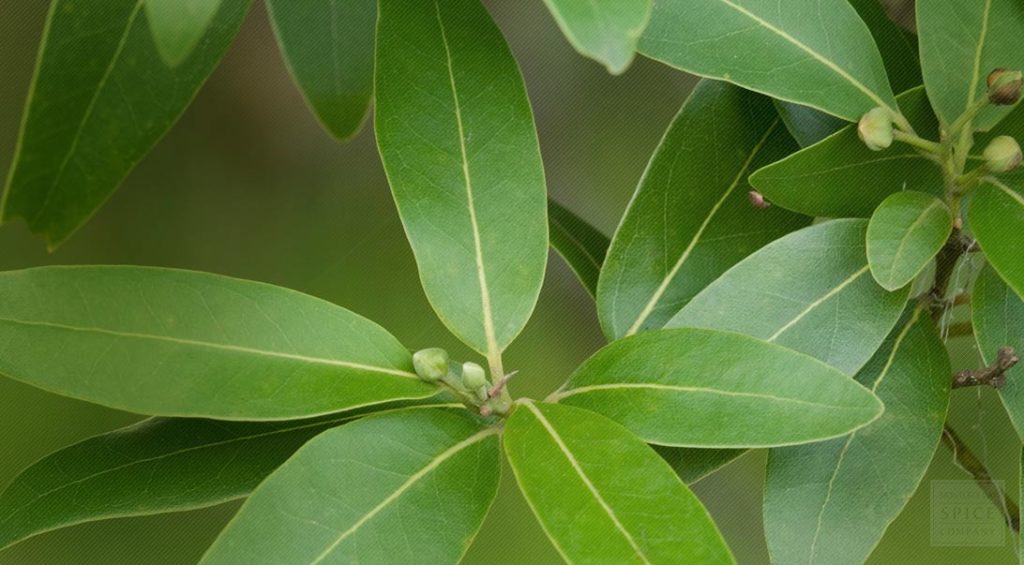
541,0 -> 651,74
145,0 -> 223,67
548,200 -> 608,298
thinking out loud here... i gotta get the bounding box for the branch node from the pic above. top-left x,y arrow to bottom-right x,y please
952,347 -> 1020,389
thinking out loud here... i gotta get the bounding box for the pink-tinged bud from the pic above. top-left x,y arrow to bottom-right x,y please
857,108 -> 894,151
983,135 -> 1022,173
748,191 -> 771,209
987,68 -> 1022,105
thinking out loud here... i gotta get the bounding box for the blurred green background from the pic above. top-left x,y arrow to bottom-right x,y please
0,2 -> 1019,563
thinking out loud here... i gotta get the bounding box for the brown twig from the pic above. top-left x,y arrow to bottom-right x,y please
953,347 -> 1020,389
927,230 -> 978,322
941,426 -> 1021,533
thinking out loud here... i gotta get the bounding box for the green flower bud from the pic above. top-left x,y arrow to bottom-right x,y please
857,107 -> 894,151
412,348 -> 449,382
983,135 -> 1022,173
987,68 -> 1022,106
461,362 -> 488,390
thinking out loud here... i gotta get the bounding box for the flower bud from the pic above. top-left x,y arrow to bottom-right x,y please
461,362 -> 488,390
412,348 -> 449,382
748,191 -> 770,209
983,135 -> 1022,173
987,68 -> 1022,106
857,107 -> 894,151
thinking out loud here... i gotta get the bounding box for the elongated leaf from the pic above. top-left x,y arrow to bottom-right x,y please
638,0 -> 897,122
201,409 -> 500,564
551,328 -> 883,447
0,400 -> 457,551
750,88 -> 943,218
973,265 -> 1024,439
598,80 -> 809,340
775,101 -> 848,148
504,401 -> 733,564
918,0 -> 1024,131
867,191 -> 953,291
668,219 -> 909,375
0,266 -> 436,419
849,0 -> 921,93
266,0 -> 376,140
764,307 -> 950,564
971,179 -> 1024,300
548,199 -> 608,298
1,0 -> 251,248
145,0 -> 223,67
654,447 -> 746,484
542,0 -> 650,74
375,0 -> 548,357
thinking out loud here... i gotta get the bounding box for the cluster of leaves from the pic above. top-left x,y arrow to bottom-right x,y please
2,0 -> 1024,563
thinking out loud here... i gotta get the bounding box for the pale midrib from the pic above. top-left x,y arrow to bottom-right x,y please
434,0 -> 501,361
552,383 -> 863,411
625,119 -> 780,337
716,0 -> 894,114
966,0 -> 993,110
0,316 -> 418,379
31,0 -> 145,225
0,403 -> 462,527
524,402 -> 652,564
767,265 -> 870,343
806,308 -> 922,561
883,200 -> 945,283
308,427 -> 498,564
989,178 -> 1024,208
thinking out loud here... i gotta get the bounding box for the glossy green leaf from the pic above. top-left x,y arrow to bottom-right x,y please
654,447 -> 746,484
867,191 -> 953,291
542,0 -> 650,74
764,307 -> 950,564
504,401 -> 734,564
145,0 -> 223,67
375,0 -> 548,358
266,0 -> 376,140
918,0 -> 1024,131
548,199 -> 608,298
552,328 -> 883,447
971,180 -> 1024,300
0,400 -> 457,551
775,101 -> 848,148
201,409 -> 500,564
973,265 -> 1024,439
1,0 -> 251,248
750,88 -> 944,218
668,219 -> 909,375
598,80 -> 809,340
638,0 -> 897,122
0,266 -> 436,419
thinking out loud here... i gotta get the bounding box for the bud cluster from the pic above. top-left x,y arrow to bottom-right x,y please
412,348 -> 513,416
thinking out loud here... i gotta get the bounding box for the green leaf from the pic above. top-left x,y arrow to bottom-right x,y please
504,401 -> 734,564
1,0 -> 251,248
971,179 -> 1024,300
551,328 -> 883,447
375,0 -> 548,358
668,219 -> 910,375
0,266 -> 436,419
654,447 -> 746,484
266,0 -> 376,140
638,0 -> 897,122
201,409 -> 500,564
598,80 -> 809,340
541,0 -> 651,74
763,306 -> 950,564
918,0 -> 1024,131
750,87 -> 944,218
867,191 -> 953,291
0,401 -> 457,551
775,101 -> 849,148
145,0 -> 223,67
973,264 -> 1024,439
548,199 -> 608,298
